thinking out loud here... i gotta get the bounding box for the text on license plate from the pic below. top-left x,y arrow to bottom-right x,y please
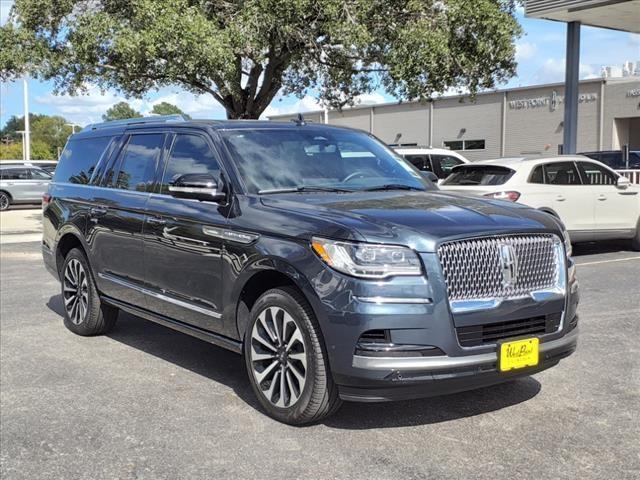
499,337 -> 539,372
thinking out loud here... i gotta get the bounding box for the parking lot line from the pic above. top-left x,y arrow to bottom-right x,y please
576,256 -> 640,267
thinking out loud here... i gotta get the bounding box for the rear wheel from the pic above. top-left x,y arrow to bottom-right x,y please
244,287 -> 342,425
0,192 -> 10,211
61,248 -> 118,335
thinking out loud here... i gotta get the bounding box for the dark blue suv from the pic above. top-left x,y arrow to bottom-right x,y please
42,115 -> 579,424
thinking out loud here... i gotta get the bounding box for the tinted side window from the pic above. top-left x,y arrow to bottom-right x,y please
432,155 -> 463,177
54,137 -> 113,184
403,154 -> 430,172
578,162 -> 617,185
1,168 -> 29,180
114,134 -> 163,192
544,162 -> 581,185
30,169 -> 51,180
529,165 -> 544,184
160,134 -> 220,194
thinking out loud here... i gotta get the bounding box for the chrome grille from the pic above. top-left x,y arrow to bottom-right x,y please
438,234 -> 561,303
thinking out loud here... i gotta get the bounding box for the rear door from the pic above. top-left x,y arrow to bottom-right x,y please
142,131 -> 227,331
89,132 -> 167,306
577,161 -> 638,230
0,168 -> 31,201
525,161 -> 594,232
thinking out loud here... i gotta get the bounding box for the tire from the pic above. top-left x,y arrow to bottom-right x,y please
0,191 -> 10,211
61,248 -> 118,336
632,223 -> 640,251
244,287 -> 342,425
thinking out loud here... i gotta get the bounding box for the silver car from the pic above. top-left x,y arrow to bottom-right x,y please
0,165 -> 52,211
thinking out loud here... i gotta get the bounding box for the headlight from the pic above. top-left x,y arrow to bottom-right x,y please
311,237 -> 422,279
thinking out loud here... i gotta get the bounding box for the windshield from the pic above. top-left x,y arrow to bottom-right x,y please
220,128 -> 431,194
442,165 -> 515,186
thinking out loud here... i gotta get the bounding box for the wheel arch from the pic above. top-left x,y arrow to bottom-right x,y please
232,257 -> 324,342
55,226 -> 90,279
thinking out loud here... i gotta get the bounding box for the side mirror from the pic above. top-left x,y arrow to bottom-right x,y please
420,171 -> 439,183
168,173 -> 226,202
616,175 -> 630,189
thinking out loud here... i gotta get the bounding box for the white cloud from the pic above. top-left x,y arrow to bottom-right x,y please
262,95 -> 322,118
35,85 -> 227,125
516,42 -> 538,62
534,58 -> 602,84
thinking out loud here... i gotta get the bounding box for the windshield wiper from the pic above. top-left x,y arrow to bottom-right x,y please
360,184 -> 425,192
258,186 -> 355,194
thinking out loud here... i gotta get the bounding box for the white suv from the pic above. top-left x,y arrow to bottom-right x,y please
439,155 -> 640,248
394,147 -> 469,180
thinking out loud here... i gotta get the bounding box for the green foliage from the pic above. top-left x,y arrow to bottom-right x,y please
1,0 -> 522,119
150,102 -> 191,118
102,102 -> 142,121
0,140 -> 55,160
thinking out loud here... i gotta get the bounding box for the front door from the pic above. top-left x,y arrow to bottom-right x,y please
89,132 -> 166,306
143,132 -> 227,332
577,161 -> 639,230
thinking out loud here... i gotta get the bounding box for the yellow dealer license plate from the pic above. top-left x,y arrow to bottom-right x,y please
499,338 -> 539,372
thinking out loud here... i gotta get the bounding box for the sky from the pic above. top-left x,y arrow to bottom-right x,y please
1,1 -> 639,128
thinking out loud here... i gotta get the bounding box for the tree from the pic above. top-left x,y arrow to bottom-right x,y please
0,114 -> 72,158
151,102 -> 191,118
0,140 -> 54,160
1,0 -> 522,119
102,102 -> 142,121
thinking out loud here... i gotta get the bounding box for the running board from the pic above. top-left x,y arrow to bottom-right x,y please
102,296 -> 243,354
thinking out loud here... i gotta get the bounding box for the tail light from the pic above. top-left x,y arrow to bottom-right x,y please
42,193 -> 52,208
483,191 -> 521,202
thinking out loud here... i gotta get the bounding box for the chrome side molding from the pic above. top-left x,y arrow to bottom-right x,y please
202,226 -> 259,245
98,272 -> 222,319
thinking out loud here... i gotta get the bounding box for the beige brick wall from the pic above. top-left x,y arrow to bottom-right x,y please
432,93 -> 503,161
372,102 -> 430,145
504,82 -> 600,156
601,79 -> 640,149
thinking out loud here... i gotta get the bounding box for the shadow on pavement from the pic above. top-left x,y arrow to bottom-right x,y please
572,240 -> 633,256
47,294 -> 542,428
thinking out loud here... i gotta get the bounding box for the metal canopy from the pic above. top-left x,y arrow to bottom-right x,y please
525,0 -> 640,154
526,0 -> 640,34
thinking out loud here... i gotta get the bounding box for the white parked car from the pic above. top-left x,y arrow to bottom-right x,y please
394,147 -> 469,180
439,155 -> 640,249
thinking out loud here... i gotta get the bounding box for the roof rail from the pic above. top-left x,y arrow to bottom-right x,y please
86,114 -> 188,131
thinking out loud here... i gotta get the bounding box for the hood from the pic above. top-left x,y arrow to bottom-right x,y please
258,190 -> 561,252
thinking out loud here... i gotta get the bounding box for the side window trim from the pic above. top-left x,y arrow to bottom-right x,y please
155,129 -> 226,197
103,132 -> 165,191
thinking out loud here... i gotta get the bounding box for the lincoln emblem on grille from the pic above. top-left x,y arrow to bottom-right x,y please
499,243 -> 518,287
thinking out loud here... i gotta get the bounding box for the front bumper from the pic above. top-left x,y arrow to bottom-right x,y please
340,326 -> 578,402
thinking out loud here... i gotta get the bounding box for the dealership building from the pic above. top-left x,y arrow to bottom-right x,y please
268,76 -> 640,161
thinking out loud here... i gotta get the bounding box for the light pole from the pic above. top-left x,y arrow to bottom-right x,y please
65,123 -> 80,134
23,78 -> 31,162
16,130 -> 26,162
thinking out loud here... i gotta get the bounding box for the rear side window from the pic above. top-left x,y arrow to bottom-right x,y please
442,166 -> 514,186
0,168 -> 29,180
160,134 -> 221,194
403,154 -> 431,172
432,155 -> 464,177
529,165 -> 544,184
55,137 -> 113,184
114,134 -> 163,192
543,162 -> 581,185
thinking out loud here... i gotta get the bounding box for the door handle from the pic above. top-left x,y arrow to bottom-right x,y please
147,216 -> 167,226
555,195 -> 566,202
597,194 -> 607,201
90,206 -> 108,216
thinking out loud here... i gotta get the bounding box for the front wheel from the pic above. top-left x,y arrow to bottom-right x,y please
244,287 -> 341,425
61,248 -> 118,335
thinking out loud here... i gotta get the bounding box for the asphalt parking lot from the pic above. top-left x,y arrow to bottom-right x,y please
1,208 -> 639,479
